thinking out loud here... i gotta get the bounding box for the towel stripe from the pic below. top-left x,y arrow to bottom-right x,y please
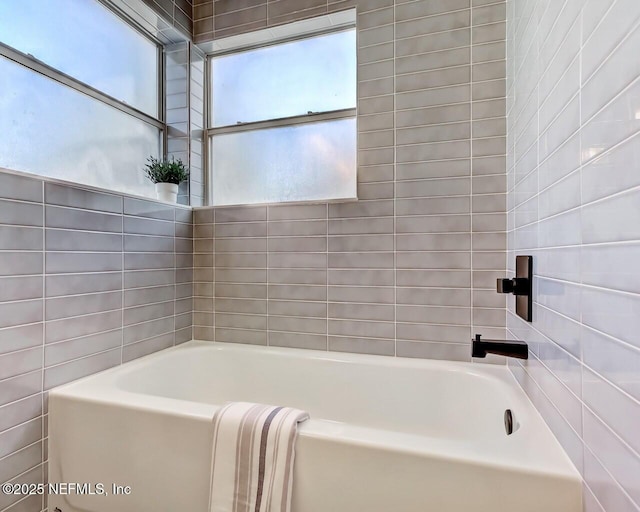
210,403 -> 308,512
255,407 -> 283,512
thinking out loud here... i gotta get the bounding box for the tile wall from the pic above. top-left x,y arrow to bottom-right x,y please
106,0 -> 192,44
142,0 -> 193,37
506,1 -> 640,511
0,170 -> 193,512
192,0 -> 509,361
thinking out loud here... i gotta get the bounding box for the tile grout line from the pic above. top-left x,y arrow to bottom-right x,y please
173,208 -> 177,347
120,201 -> 125,365
40,180 -> 45,475
393,0 -> 398,357
267,205 -> 270,347
470,0 -> 475,352
326,202 -> 329,351
577,1 -> 586,478
213,208 -> 216,342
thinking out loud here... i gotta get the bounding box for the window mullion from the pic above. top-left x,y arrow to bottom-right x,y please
207,108 -> 356,136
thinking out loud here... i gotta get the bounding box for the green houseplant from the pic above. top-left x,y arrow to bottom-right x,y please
144,156 -> 189,203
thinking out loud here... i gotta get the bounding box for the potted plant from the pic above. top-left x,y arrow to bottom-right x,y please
144,156 -> 189,203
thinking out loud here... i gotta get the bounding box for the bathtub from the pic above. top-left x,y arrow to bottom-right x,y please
48,340 -> 581,512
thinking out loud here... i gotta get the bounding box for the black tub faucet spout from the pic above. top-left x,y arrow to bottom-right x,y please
472,334 -> 528,360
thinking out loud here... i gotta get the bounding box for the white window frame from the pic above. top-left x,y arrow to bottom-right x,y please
204,10 -> 357,205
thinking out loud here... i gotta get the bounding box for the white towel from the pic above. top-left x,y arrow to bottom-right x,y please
209,402 -> 309,512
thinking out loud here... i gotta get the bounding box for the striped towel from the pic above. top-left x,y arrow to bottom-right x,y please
209,402 -> 309,512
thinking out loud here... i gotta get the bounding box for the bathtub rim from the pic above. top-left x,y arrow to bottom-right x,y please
48,340 -> 582,483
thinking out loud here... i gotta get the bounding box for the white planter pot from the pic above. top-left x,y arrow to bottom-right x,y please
156,182 -> 179,203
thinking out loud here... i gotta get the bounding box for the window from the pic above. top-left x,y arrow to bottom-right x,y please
0,0 -> 163,198
208,28 -> 357,206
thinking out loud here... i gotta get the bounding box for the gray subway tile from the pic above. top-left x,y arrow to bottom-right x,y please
44,329 -> 122,367
124,253 -> 174,271
0,226 -> 42,251
45,183 -> 122,214
268,284 -> 326,301
214,221 -> 266,238
124,197 -> 174,220
122,333 -> 174,362
0,276 -> 43,303
396,340 -> 470,361
124,285 -> 175,307
268,269 -> 325,285
193,208 -> 214,224
0,417 -> 42,459
124,234 -> 174,253
0,173 -> 42,203
328,234 -> 393,252
329,200 -> 394,219
472,21 -> 505,44
215,253 -> 266,268
215,313 -> 266,330
268,300 -> 326,318
175,221 -> 193,238
397,269 -> 470,288
216,268 -> 266,283
215,237 -> 265,253
44,348 -> 120,390
123,301 -> 174,326
396,0 -> 468,21
269,252 -> 326,269
45,229 -> 122,252
268,236 -> 326,253
0,442 -> 42,486
124,269 -> 174,289
175,253 -> 194,270
397,287 -> 470,307
45,291 -> 122,321
397,305 -> 469,325
328,318 -> 395,339
46,272 -> 122,298
0,394 -> 42,433
0,324 -> 43,355
269,331 -> 327,350
46,252 -> 122,274
45,309 -> 121,344
46,206 -> 122,233
328,336 -> 394,356
267,203 -> 326,221
0,199 -> 43,227
328,269 -> 394,286
0,300 -> 43,330
0,347 -> 42,381
269,315 -> 326,334
174,207 -> 192,224
124,317 -> 174,345
328,252 -> 394,269
0,371 -> 41,407
215,327 -> 266,345
216,283 -> 266,299
174,312 -> 192,331
124,216 -> 174,237
329,302 -> 394,322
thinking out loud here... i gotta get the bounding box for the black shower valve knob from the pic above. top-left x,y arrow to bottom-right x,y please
497,277 -> 529,296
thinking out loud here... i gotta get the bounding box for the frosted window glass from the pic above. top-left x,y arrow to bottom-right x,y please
210,30 -> 356,127
211,119 -> 356,206
0,56 -> 161,198
0,0 -> 158,117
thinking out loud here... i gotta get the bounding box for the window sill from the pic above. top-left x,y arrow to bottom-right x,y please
0,165 -> 191,210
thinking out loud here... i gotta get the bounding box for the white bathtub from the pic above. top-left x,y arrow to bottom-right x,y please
49,341 -> 581,512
